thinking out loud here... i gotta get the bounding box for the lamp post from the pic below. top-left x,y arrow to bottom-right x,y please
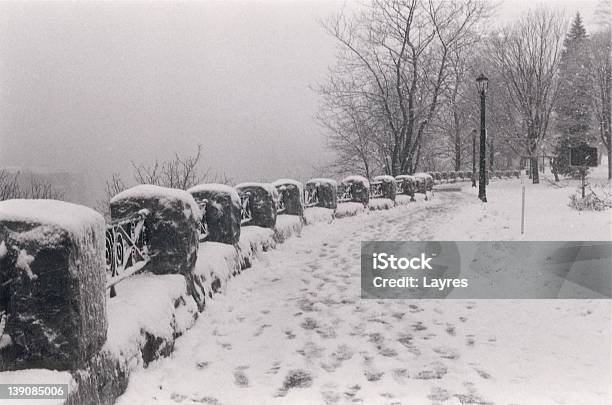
471,129 -> 477,187
476,73 -> 488,202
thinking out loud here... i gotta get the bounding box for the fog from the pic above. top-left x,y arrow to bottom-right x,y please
0,0 -> 600,206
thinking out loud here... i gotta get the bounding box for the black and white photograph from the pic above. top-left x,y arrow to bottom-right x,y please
0,0 -> 611,404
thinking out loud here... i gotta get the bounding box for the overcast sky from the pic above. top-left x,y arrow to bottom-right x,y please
0,0 -> 603,203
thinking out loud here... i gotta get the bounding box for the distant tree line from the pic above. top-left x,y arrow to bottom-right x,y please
0,170 -> 65,201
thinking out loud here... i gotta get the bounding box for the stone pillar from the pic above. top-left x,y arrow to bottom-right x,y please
272,179 -> 304,217
188,184 -> 241,245
235,183 -> 278,229
372,175 -> 397,201
340,176 -> 370,206
305,178 -> 338,210
110,185 -> 203,309
0,199 -> 106,371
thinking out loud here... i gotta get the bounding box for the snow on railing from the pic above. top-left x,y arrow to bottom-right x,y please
105,209 -> 150,297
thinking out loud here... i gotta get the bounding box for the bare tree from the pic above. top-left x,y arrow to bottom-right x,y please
132,144 -> 206,189
486,8 -> 566,183
433,47 -> 480,171
317,75 -> 384,178
319,0 -> 490,176
0,170 -> 20,201
0,170 -> 64,201
97,145 -> 234,219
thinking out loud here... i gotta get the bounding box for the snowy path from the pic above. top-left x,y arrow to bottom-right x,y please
116,190 -> 611,405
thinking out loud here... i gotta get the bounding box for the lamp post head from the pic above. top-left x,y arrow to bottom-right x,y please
476,73 -> 488,94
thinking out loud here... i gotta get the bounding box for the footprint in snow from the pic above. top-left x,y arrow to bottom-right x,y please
413,362 -> 448,380
412,321 -> 427,331
190,396 -> 222,405
453,393 -> 494,405
233,369 -> 249,387
321,390 -> 341,405
275,369 -> 313,397
432,346 -> 460,360
428,386 -> 450,403
364,369 -> 384,382
265,361 -> 281,375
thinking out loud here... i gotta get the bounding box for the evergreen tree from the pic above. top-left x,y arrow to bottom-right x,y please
552,13 -> 595,178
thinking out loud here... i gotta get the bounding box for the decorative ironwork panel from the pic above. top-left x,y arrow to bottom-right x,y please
304,187 -> 320,208
275,186 -> 288,214
395,180 -> 405,194
239,192 -> 253,224
369,181 -> 384,198
196,199 -> 210,242
105,209 -> 150,293
337,183 -> 354,203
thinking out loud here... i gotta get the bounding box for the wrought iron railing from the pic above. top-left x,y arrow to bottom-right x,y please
304,188 -> 320,208
239,192 -> 253,225
106,209 -> 150,297
337,183 -> 354,203
275,186 -> 288,215
196,200 -> 210,242
395,180 -> 405,194
369,181 -> 384,198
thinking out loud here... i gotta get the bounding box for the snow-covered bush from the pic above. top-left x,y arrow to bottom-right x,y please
513,169 -> 521,178
372,175 -> 397,201
273,179 -> 304,217
303,207 -> 334,224
0,199 -> 106,371
235,183 -> 279,229
335,201 -> 367,218
433,172 -> 442,182
340,175 -> 369,205
441,172 -> 449,182
369,198 -> 394,210
305,178 -> 338,209
568,185 -> 612,211
188,183 -> 241,245
449,171 -> 457,182
395,175 -> 416,201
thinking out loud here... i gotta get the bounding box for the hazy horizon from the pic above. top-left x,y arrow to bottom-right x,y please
0,0 -> 603,206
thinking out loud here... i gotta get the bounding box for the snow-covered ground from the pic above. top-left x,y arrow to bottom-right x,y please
116,175 -> 611,405
441,171 -> 612,241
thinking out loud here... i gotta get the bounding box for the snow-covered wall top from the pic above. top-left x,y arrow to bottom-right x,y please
0,199 -> 105,239
342,175 -> 370,188
235,182 -> 279,198
111,184 -> 200,220
413,172 -> 433,179
306,178 -> 338,187
272,179 -> 304,194
187,183 -> 241,206
372,175 -> 395,183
